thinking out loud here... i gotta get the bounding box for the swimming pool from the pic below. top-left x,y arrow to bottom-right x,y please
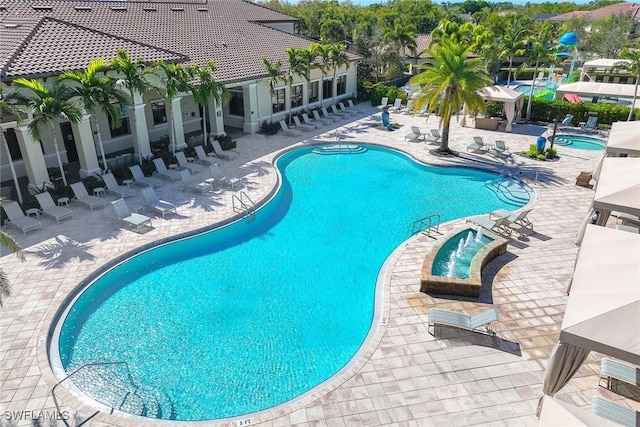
53,145 -> 528,421
552,134 -> 606,150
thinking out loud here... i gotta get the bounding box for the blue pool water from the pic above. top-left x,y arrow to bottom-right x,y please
432,229 -> 493,279
552,134 -> 605,150
57,145 -> 527,421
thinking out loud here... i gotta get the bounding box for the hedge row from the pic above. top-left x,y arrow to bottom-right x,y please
368,84 -> 407,106
527,97 -> 634,126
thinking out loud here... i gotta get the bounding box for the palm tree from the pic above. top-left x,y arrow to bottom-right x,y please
60,58 -> 127,171
299,44 -> 320,85
12,78 -> 81,186
261,58 -> 285,123
109,49 -> 155,164
0,199 -> 23,307
285,48 -> 308,125
153,61 -> 192,155
382,18 -> 417,59
619,48 -> 640,121
316,43 -> 333,106
497,18 -> 530,86
188,61 -> 228,146
409,39 -> 492,154
329,43 -> 350,97
0,86 -> 26,203
523,24 -> 558,121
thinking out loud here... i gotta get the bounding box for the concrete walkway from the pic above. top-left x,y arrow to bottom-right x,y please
1,105 -> 634,426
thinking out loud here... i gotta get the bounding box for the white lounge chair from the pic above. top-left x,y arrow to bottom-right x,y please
489,208 -> 533,230
338,102 -> 357,116
102,173 -> 135,198
415,105 -> 429,116
467,215 -> 523,237
591,396 -> 639,427
426,129 -> 441,145
152,158 -> 182,182
2,200 -> 42,234
176,151 -> 204,174
35,192 -> 72,223
129,165 -> 162,188
347,99 -> 363,113
278,120 -> 301,137
428,308 -> 499,346
399,100 -> 414,114
599,357 -> 640,392
210,139 -> 239,160
404,126 -> 424,142
313,109 -> 334,124
292,115 -> 314,132
388,98 -> 403,112
111,198 -> 152,232
467,136 -> 489,153
193,145 -> 218,166
376,96 -> 389,109
320,107 -> 338,122
70,182 -> 106,211
178,169 -> 211,195
204,163 -> 240,191
329,105 -> 350,119
581,115 -> 598,132
488,140 -> 510,157
140,186 -> 177,218
301,113 -> 318,129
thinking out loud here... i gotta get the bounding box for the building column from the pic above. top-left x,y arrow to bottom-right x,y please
243,83 -> 260,133
168,96 -> 186,151
71,114 -> 101,177
14,126 -> 49,186
207,97 -> 225,136
129,103 -> 151,160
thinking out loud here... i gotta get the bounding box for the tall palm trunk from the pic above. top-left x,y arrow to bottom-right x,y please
440,114 -> 452,152
92,116 -> 107,173
50,124 -> 67,186
526,61 -> 540,121
128,89 -> 143,164
507,58 -> 514,86
1,133 -> 22,203
628,77 -> 639,121
319,71 -> 326,106
202,102 -> 208,145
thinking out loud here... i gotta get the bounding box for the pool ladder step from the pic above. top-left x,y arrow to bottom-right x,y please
412,213 -> 441,237
312,144 -> 367,155
232,191 -> 256,223
485,178 -> 529,205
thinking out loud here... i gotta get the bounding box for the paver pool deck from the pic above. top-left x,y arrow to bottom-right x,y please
1,106 -> 637,426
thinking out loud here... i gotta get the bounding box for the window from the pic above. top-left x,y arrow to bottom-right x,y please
151,100 -> 166,125
336,75 -> 347,96
291,84 -> 303,108
228,90 -> 244,116
2,128 -> 21,160
272,88 -> 285,113
110,105 -> 130,138
322,78 -> 333,100
308,81 -> 319,104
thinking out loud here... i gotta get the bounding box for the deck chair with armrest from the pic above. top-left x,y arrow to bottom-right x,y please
111,198 -> 152,232
129,165 -> 161,188
300,113 -> 319,129
292,115 -> 314,132
488,140 -> 510,157
204,163 -> 240,190
581,115 -> 598,132
70,182 -> 106,211
313,109 -> 334,124
178,169 -> 211,195
388,98 -> 403,112
193,145 -> 218,166
404,126 -> 424,142
140,186 -> 177,218
490,208 -> 533,230
35,192 -> 73,223
414,105 -> 429,117
102,173 -> 135,198
428,308 -> 499,346
338,102 -> 357,116
175,151 -> 204,174
426,129 -> 441,145
400,100 -> 414,114
211,139 -> 239,160
467,215 -> 523,237
467,136 -> 489,153
376,97 -> 389,109
329,105 -> 350,119
591,396 -> 639,427
278,120 -> 302,137
152,158 -> 182,182
2,201 -> 42,234
347,100 -> 363,113
558,114 -> 574,128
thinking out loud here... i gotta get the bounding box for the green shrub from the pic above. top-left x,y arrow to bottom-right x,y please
259,120 -> 280,135
537,154 -> 546,160
546,147 -> 557,158
369,84 -> 405,106
485,101 -> 503,117
528,97 -> 632,126
527,144 -> 539,157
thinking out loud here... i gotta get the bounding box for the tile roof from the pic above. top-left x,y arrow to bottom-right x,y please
550,2 -> 640,22
0,0 -> 358,82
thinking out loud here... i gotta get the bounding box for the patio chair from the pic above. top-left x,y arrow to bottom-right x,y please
576,171 -> 593,188
193,145 -> 218,166
488,140 -> 510,157
399,100 -> 414,114
301,113 -> 319,129
388,98 -> 403,112
558,114 -> 573,128
129,165 -> 161,188
2,201 -> 42,234
404,126 -> 424,142
338,102 -> 357,116
590,396 -> 639,427
102,173 -> 135,198
178,169 -> 211,195
152,158 -> 182,182
204,163 -> 240,191
140,186 -> 177,218
175,151 -> 204,174
489,208 -> 533,230
111,198 -> 152,232
292,115 -> 314,132
376,96 -> 389,109
426,129 -> 441,145
467,215 -> 523,237
35,192 -> 73,223
415,105 -> 429,117
321,107 -> 340,121
599,357 -> 640,392
581,115 -> 598,132
467,136 -> 489,153
312,109 -> 334,124
278,120 -> 302,137
347,99 -> 363,113
329,105 -> 350,119
428,308 -> 499,346
210,139 -> 239,160
70,182 -> 106,211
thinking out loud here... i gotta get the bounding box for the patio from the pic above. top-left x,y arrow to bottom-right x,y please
0,106 -> 635,426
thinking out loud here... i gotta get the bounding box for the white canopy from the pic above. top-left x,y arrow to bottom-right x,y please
477,85 -> 524,132
582,58 -> 631,70
561,224 -> 640,365
593,157 -> 640,218
606,121 -> 640,156
554,82 -> 638,100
